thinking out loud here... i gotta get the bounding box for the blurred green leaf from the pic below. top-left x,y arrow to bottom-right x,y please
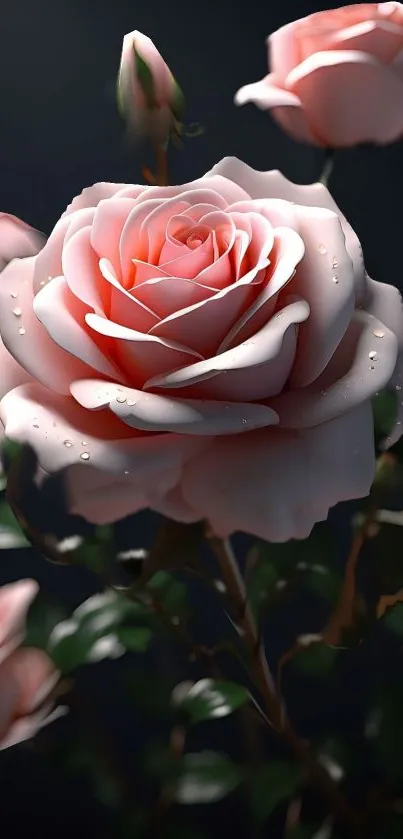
23,591 -> 68,651
383,602 -> 403,635
116,625 -> 152,653
247,523 -> 341,620
174,751 -> 243,804
48,589 -> 152,673
0,498 -> 29,548
147,571 -> 189,619
249,760 -> 303,823
294,641 -> 339,678
367,684 -> 403,783
372,389 -> 398,443
172,678 -> 249,725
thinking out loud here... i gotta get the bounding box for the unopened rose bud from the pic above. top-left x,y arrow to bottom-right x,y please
117,30 -> 185,147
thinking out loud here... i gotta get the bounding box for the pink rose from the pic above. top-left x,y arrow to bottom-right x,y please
0,579 -> 59,749
0,157 -> 402,542
117,30 -> 183,146
235,3 -> 403,147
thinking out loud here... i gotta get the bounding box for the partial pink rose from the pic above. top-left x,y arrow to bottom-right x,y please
117,30 -> 184,146
0,579 -> 60,749
0,157 -> 402,542
235,2 -> 403,147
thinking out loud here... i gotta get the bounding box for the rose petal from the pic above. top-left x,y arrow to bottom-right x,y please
70,378 -> 279,434
0,580 -> 39,666
209,157 -> 366,296
0,259 -> 93,394
288,204 -> 356,387
180,401 -> 375,542
133,276 -> 213,319
32,209 -> 94,295
269,310 -> 398,428
217,225 -> 305,351
34,277 -> 123,381
90,197 -> 137,277
302,19 -> 403,63
0,214 -> 45,272
0,382 -> 205,482
85,312 -> 203,385
146,296 -> 309,401
62,226 -> 105,313
234,74 -> 319,145
62,182 -> 137,217
99,258 -> 159,332
287,50 -> 403,145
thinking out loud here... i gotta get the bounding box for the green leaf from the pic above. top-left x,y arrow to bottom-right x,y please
134,47 -> 156,108
246,555 -> 279,621
294,641 -> 339,678
248,523 -> 342,618
372,389 -> 398,443
48,589 -> 152,673
384,602 -> 403,635
0,499 -> 29,548
116,625 -> 152,653
367,684 -> 403,783
249,760 -> 303,823
174,751 -> 243,804
172,678 -> 249,725
23,591 -> 68,651
147,571 -> 188,619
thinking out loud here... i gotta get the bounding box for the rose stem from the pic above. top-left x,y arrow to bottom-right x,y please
206,528 -> 363,834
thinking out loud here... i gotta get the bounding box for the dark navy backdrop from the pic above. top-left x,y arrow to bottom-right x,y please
0,0 -> 403,836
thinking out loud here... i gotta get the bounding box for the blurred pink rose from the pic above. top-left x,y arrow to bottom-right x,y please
0,157 -> 402,541
235,2 -> 403,147
117,30 -> 184,146
0,579 -> 59,749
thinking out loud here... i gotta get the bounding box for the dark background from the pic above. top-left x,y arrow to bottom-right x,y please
1,0 -> 403,836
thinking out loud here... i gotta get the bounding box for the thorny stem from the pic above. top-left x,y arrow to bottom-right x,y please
206,528 -> 363,835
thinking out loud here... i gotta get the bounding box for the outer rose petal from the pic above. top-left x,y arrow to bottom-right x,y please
62,182 -> 137,217
0,580 -> 39,666
0,259 -> 95,394
0,214 -> 45,272
234,75 -> 318,145
207,158 -> 366,296
0,381 -> 208,501
180,402 -> 375,542
0,647 -> 59,749
0,335 -> 33,401
287,50 -> 403,146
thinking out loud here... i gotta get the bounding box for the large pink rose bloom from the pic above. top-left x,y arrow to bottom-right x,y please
0,580 -> 59,749
0,157 -> 402,541
235,3 -> 403,147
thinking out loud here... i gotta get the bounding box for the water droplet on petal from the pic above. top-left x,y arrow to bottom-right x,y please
64,440 -> 74,448
318,243 -> 327,254
81,441 -> 89,446
396,385 -> 402,391
332,275 -> 339,284
370,365 -> 375,370
116,395 -> 126,403
12,307 -> 22,317
369,351 -> 378,360
124,470 -> 130,475
80,452 -> 90,461
126,398 -> 138,407
373,329 -> 385,338
33,423 -> 39,429
332,257 -> 338,269
242,418 -> 248,425
10,292 -> 18,299
18,327 -> 26,335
